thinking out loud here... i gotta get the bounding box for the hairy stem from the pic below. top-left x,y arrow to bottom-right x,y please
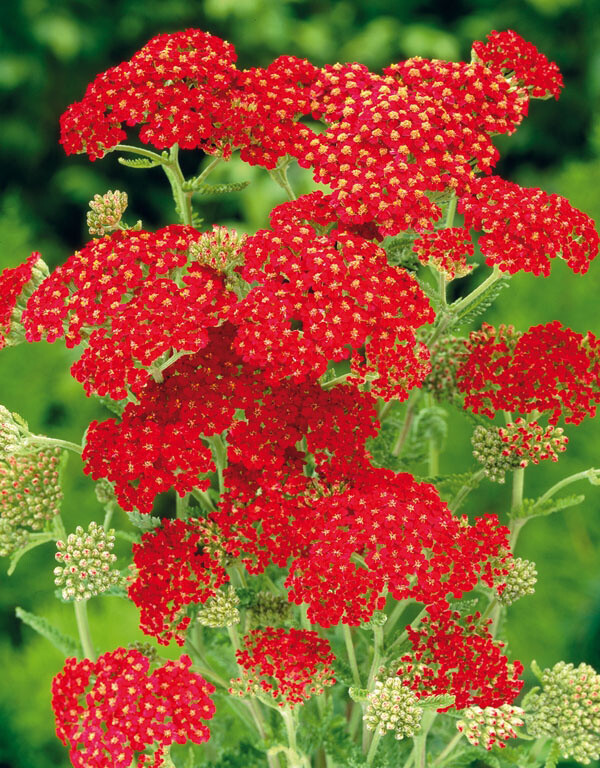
74,600 -> 95,661
432,731 -> 463,766
342,624 -> 362,688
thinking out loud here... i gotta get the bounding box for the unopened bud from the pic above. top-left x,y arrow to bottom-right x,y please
54,521 -> 121,601
87,190 -> 128,236
197,585 -> 240,627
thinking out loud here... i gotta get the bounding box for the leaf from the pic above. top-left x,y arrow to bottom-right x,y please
117,156 -> 161,169
531,659 -> 544,680
16,606 -> 82,657
420,693 -> 455,710
126,510 -> 162,530
544,741 -> 561,768
421,470 -> 482,496
7,532 -> 55,576
115,529 -> 139,543
182,179 -> 250,194
93,393 -> 126,418
519,493 -> 585,520
453,276 -> 510,327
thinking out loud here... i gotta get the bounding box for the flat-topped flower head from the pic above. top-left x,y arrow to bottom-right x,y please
54,521 -> 121,601
363,677 -> 423,739
472,29 -> 564,100
413,227 -> 474,280
456,703 -> 525,749
0,252 -> 49,349
52,648 -> 215,768
231,628 -> 335,707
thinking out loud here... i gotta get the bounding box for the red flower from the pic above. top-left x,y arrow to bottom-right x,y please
472,29 -> 563,100
128,518 -> 228,645
52,648 -> 215,768
400,603 -> 523,709
229,194 -> 433,399
456,321 -> 600,425
0,252 -> 46,349
82,324 -> 262,512
459,176 -> 599,276
413,228 -> 474,280
232,628 -> 335,707
23,227 -> 235,399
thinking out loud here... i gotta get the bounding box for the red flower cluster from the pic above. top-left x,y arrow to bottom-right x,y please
459,176 -> 599,276
52,648 -> 215,768
230,194 -> 433,399
23,227 -> 235,399
457,321 -> 600,424
299,55 -> 527,235
400,605 -> 523,709
128,518 -> 228,645
498,418 -> 568,465
412,227 -> 474,279
83,324 -> 260,512
59,29 -> 318,167
232,628 -> 335,707
472,29 -> 563,99
0,252 -> 46,349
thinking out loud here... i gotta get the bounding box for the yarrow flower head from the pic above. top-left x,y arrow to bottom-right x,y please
0,447 -> 63,556
412,227 -> 474,280
231,628 -> 336,707
472,29 -> 564,99
363,677 -> 423,739
196,585 -> 240,628
87,190 -> 129,236
421,335 -> 469,403
496,557 -> 537,606
456,703 -> 525,749
54,521 -> 121,601
52,648 -> 215,768
527,661 -> 600,764
0,252 -> 49,349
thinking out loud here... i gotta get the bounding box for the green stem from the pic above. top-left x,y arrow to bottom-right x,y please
162,144 -> 193,225
27,435 -> 82,454
342,624 -> 362,688
74,600 -> 95,660
175,493 -> 189,519
413,711 -> 436,768
191,487 -> 216,512
534,467 -> 600,509
448,468 -> 486,512
207,434 -> 228,496
363,625 -> 384,752
392,390 -> 421,457
270,160 -> 297,201
425,393 -> 440,476
450,264 -> 503,317
102,503 -> 115,532
511,467 -> 525,516
386,607 -> 427,656
385,599 -> 414,637
366,730 -> 382,765
432,731 -> 463,766
321,372 -> 354,389
113,143 -> 167,163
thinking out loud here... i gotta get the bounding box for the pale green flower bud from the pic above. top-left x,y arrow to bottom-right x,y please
54,521 -> 121,601
472,425 -> 524,483
197,585 -> 240,628
456,704 -> 524,749
363,677 -> 422,739
527,661 -> 600,764
497,557 -> 537,606
87,190 -> 128,236
0,518 -> 29,557
247,590 -> 293,629
0,448 -> 63,530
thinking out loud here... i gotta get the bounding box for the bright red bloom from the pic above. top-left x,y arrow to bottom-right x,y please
472,29 -> 563,100
128,518 -> 228,645
230,194 -> 433,400
400,603 -> 523,709
232,628 -> 335,707
0,252 -> 46,349
459,176 -> 599,276
52,648 -> 215,768
59,30 -> 318,168
23,227 -> 235,399
456,321 -> 600,425
412,227 -> 474,279
82,324 -> 261,512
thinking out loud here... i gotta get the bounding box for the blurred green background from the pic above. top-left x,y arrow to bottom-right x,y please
1,0 -> 599,766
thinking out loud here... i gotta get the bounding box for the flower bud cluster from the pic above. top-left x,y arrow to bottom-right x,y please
248,590 -> 293,628
527,661 -> 600,764
189,226 -> 246,273
497,557 -> 537,606
0,447 -> 63,556
456,704 -> 525,749
0,405 -> 22,453
87,190 -> 128,236
54,521 -> 121,601
363,677 -> 423,739
498,418 -> 567,464
472,425 -> 525,482
421,336 -> 468,403
197,585 -> 240,627
94,478 -> 115,505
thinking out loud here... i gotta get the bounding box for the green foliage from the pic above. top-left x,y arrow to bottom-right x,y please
117,156 -> 162,169
182,179 -> 251,195
453,276 -> 512,328
518,494 -> 585,520
15,606 -> 82,657
126,510 -> 162,530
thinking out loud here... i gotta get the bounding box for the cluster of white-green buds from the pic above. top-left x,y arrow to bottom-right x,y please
54,521 -> 121,601
527,661 -> 600,764
87,189 -> 128,236
189,225 -> 246,273
363,677 -> 423,740
421,336 -> 467,404
247,590 -> 293,629
0,446 -> 63,556
197,585 -> 240,628
497,557 -> 537,606
456,704 -> 525,749
471,424 -> 524,482
94,477 -> 115,506
0,405 -> 24,453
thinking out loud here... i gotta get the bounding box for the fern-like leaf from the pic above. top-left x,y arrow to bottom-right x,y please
126,510 -> 162,530
519,493 -> 585,520
16,606 -> 82,657
117,156 -> 161,169
453,276 -> 510,327
183,179 -> 250,194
